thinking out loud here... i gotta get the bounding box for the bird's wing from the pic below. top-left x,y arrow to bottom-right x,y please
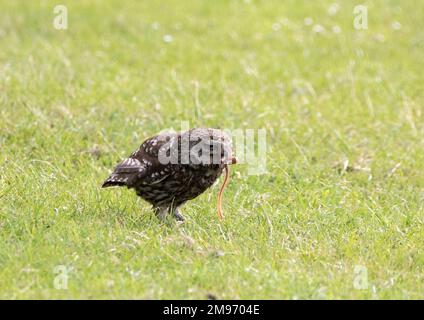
102,133 -> 178,188
130,133 -> 178,183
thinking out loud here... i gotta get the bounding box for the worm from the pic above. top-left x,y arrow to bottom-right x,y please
217,157 -> 237,220
217,164 -> 230,220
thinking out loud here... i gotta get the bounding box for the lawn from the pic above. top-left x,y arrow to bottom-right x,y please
0,0 -> 423,299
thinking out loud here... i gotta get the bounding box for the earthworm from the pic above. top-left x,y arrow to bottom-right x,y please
217,157 -> 237,220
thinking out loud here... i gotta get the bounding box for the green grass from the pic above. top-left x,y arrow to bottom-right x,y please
0,0 -> 423,299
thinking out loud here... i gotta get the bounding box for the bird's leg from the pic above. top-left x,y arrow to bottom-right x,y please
154,206 -> 169,221
172,207 -> 185,222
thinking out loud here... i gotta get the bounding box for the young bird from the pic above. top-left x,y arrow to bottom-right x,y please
102,128 -> 236,221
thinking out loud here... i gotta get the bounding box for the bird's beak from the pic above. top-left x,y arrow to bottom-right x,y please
222,156 -> 237,165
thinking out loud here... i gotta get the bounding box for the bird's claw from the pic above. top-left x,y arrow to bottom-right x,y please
173,208 -> 185,222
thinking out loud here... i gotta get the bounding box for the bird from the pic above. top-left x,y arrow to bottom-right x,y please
102,128 -> 236,221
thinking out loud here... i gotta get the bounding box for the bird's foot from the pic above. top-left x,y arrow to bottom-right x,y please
173,208 -> 185,222
154,206 -> 169,221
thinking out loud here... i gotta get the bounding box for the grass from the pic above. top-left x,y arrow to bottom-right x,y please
0,0 -> 423,299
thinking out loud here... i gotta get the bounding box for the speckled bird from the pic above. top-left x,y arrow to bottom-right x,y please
102,128 -> 235,221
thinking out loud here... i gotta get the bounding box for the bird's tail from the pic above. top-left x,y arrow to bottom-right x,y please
102,157 -> 146,188
101,174 -> 128,188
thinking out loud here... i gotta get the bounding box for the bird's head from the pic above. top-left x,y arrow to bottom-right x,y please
182,128 -> 237,167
